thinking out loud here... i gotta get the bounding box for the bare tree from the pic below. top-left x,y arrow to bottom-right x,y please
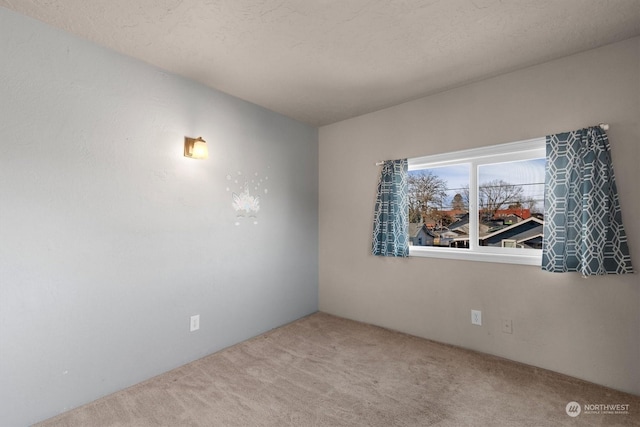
462,181 -> 525,219
478,179 -> 524,219
522,196 -> 541,214
407,171 -> 448,224
461,187 -> 471,211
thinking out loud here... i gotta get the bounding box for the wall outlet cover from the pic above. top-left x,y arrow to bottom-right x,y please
502,319 -> 513,334
471,310 -> 482,326
190,314 -> 200,332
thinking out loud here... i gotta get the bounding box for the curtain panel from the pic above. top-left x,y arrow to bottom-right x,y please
372,159 -> 409,257
542,127 -> 634,275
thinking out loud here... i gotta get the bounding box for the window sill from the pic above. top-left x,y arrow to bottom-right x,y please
409,246 -> 542,266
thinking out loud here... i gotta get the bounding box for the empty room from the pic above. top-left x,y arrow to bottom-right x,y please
1,1 -> 639,426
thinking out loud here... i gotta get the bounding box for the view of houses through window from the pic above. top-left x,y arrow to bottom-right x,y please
408,158 -> 546,251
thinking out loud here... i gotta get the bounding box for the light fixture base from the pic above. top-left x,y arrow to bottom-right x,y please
184,136 -> 208,159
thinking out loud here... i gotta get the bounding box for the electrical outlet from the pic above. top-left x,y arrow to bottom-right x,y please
190,314 -> 200,332
471,310 -> 482,326
502,319 -> 513,334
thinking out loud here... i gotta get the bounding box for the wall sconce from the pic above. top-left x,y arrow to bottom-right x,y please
184,136 -> 208,159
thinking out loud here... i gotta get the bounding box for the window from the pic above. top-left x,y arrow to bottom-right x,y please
408,138 -> 546,265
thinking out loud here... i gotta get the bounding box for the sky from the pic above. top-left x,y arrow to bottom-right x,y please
410,158 -> 546,211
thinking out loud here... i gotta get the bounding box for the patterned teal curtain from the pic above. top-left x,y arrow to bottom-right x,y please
542,127 -> 634,275
372,159 -> 409,257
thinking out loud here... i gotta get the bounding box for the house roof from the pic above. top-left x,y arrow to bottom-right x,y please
510,225 -> 544,244
409,223 -> 426,238
493,208 -> 531,220
449,216 -> 545,243
448,213 -> 470,231
410,223 -> 438,238
481,217 -> 544,240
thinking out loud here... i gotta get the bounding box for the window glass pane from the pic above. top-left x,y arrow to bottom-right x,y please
408,164 -> 470,249
477,158 -> 545,250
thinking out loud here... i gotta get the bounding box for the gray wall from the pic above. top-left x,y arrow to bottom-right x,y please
0,8 -> 318,426
320,37 -> 639,395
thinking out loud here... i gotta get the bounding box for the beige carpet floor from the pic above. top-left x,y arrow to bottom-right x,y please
35,312 -> 640,426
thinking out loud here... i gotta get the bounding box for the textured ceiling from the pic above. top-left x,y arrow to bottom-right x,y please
2,0 -> 640,126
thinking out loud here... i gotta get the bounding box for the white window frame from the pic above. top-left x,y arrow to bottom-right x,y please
408,137 -> 545,266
